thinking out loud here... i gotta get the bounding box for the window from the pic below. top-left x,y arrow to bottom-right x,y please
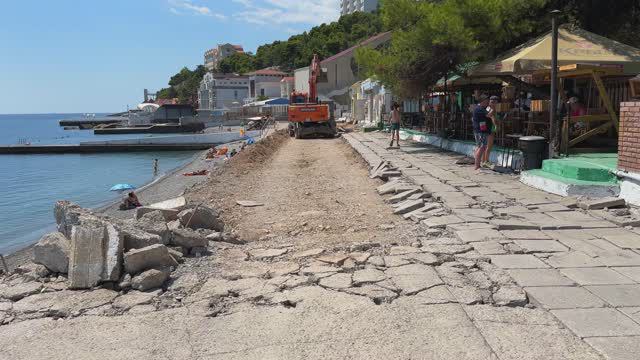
234,90 -> 238,99
260,89 -> 265,97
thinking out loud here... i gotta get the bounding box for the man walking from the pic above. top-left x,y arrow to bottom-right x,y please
472,95 -> 492,171
389,102 -> 401,147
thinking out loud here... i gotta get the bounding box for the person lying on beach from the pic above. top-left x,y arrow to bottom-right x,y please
183,169 -> 208,176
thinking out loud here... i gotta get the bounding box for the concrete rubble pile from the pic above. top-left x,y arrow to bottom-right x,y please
0,197 -> 226,325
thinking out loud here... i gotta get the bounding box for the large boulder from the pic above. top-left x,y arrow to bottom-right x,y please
131,268 -> 170,291
171,228 -> 208,249
123,244 -> 178,275
33,232 -> 70,273
134,196 -> 186,221
102,222 -> 123,282
178,206 -> 223,231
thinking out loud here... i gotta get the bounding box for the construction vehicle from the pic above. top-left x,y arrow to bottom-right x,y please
288,54 -> 336,138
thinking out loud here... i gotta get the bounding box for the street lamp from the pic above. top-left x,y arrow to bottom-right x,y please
549,9 -> 561,158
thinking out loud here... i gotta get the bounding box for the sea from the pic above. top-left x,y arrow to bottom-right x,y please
0,113 -> 198,254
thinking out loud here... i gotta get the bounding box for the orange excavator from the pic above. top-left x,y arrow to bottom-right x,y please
288,54 -> 336,138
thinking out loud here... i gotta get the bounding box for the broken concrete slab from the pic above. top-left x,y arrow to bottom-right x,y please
171,228 -> 208,249
0,282 -> 43,301
317,254 -> 349,266
393,199 -> 425,215
578,197 -> 626,210
102,223 -> 123,282
384,264 -> 443,295
514,240 -> 568,253
119,226 -> 163,252
386,189 -> 421,204
352,268 -> 386,285
491,219 -> 539,230
112,291 -> 155,310
493,286 -> 528,307
343,284 -> 397,303
525,286 -> 606,309
545,252 -> 604,268
178,206 -> 223,231
585,285 -> 640,307
500,230 -> 552,240
455,229 -> 505,243
402,252 -> 440,265
33,232 -> 70,274
490,255 -> 550,269
318,273 -> 352,290
559,268 -> 636,286
421,215 -> 465,229
68,223 -> 106,289
292,248 -> 325,259
472,242 -> 507,255
552,308 -> 640,337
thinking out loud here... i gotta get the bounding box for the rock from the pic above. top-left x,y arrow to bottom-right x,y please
119,274 -> 132,290
134,196 -> 186,220
167,220 -> 181,231
136,217 -> 171,244
112,291 -> 155,310
189,246 -> 207,256
250,248 -> 288,260
386,189 -> 421,204
393,200 -> 425,215
367,256 -> 385,267
236,200 -> 264,207
33,232 -> 70,274
171,228 -> 208,249
350,252 -> 371,264
131,268 -> 170,291
350,242 -> 381,252
12,289 -> 118,317
493,286 -> 528,307
344,285 -> 397,303
0,282 -> 43,301
119,224 -> 163,251
68,222 -> 106,289
168,248 -> 184,263
123,244 -> 178,275
207,232 -> 245,245
178,206 -> 223,231
168,273 -> 200,293
16,263 -> 50,279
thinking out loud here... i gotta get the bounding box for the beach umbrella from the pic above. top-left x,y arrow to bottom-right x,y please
109,183 -> 136,192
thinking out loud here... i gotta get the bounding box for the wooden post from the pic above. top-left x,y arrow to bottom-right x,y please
592,71 -> 619,132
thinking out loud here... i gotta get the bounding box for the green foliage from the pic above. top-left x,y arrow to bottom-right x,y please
357,0 -> 638,96
218,53 -> 257,74
157,65 -> 206,105
253,11 -> 384,71
256,95 -> 269,101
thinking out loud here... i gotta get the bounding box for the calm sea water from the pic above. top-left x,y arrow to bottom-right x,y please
0,114 -> 198,253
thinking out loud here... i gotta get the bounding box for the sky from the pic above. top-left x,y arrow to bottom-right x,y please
0,0 -> 340,114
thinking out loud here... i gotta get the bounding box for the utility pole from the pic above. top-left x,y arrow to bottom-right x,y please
549,9 -> 561,158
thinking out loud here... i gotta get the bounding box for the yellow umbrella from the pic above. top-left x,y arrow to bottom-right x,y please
470,26 -> 640,76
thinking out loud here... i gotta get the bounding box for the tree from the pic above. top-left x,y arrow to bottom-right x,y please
157,65 -> 207,105
218,53 -> 257,74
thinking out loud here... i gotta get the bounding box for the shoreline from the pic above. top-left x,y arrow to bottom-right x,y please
1,136 -> 251,271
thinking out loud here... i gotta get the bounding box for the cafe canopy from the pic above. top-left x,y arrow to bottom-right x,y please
470,26 -> 640,76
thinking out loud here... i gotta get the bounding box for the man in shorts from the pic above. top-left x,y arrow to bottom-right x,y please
472,95 -> 492,171
389,102 -> 401,147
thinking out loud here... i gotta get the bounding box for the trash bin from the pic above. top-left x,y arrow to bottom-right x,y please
518,136 -> 547,170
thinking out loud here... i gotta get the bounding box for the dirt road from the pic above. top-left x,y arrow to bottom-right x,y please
0,134 -> 602,359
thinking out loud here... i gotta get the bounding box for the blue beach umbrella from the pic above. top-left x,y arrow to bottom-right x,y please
109,183 -> 136,192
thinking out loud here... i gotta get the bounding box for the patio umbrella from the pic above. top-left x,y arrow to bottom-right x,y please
109,183 -> 136,192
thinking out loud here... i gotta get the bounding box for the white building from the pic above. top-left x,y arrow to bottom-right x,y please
340,0 -> 378,16
198,73 -> 250,111
280,77 -> 295,98
246,68 -> 288,100
204,43 -> 244,71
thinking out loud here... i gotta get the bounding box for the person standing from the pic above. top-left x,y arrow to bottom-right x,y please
153,159 -> 159,176
472,95 -> 492,171
389,102 -> 401,147
483,96 -> 500,167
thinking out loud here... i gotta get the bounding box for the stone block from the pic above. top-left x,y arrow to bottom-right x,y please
376,179 -> 402,195
493,286 -> 528,307
490,255 -> 549,269
446,223 -> 495,232
473,242 -> 506,255
318,273 -> 352,290
119,226 -> 162,251
386,189 -> 421,204
586,336 -> 640,360
68,223 -> 105,289
102,222 -> 123,282
54,200 -> 88,238
525,286 -> 606,309
421,215 -> 464,229
586,285 -> 640,307
33,232 -> 70,274
507,269 -> 575,287
384,264 -> 443,295
352,268 -> 386,285
552,308 -> 640,337
578,197 -> 626,210
560,267 -> 635,286
123,244 -> 178,275
452,208 -> 493,219
135,207 -> 180,222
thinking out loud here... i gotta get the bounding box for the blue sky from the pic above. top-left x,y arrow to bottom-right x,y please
0,0 -> 340,114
